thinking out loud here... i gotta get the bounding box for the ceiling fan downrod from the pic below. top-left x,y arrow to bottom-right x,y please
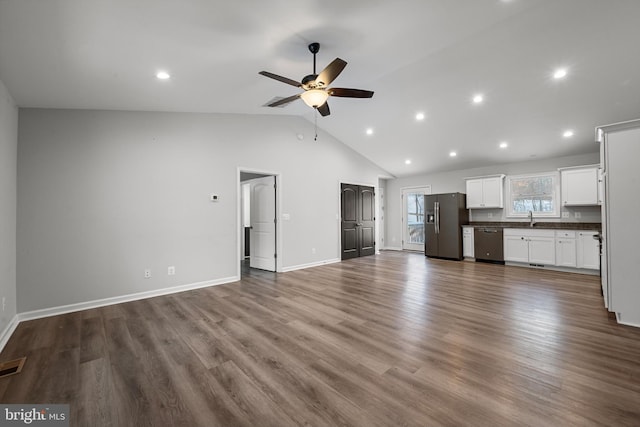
308,42 -> 320,75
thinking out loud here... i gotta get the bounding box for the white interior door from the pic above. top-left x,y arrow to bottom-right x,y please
600,187 -> 609,308
402,186 -> 431,251
249,176 -> 276,271
600,156 -> 609,309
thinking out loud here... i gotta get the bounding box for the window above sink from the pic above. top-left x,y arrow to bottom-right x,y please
506,172 -> 560,218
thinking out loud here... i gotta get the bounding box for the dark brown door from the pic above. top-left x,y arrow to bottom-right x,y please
359,186 -> 376,257
341,183 -> 375,260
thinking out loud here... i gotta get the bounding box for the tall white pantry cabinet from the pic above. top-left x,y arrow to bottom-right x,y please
597,119 -> 640,327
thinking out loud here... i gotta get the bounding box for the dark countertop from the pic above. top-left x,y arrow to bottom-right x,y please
467,222 -> 601,231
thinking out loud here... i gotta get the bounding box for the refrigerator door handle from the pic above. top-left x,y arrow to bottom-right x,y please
435,201 -> 440,234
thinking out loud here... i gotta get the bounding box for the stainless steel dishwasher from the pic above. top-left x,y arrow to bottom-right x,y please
474,227 -> 504,263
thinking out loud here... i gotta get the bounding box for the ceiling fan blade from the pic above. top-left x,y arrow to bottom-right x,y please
259,71 -> 301,88
315,58 -> 347,87
329,88 -> 374,98
317,102 -> 330,117
267,94 -> 301,107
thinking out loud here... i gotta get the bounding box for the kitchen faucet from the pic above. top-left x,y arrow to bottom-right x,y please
529,210 -> 535,227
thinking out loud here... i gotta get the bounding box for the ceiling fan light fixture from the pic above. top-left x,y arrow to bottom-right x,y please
300,89 -> 329,108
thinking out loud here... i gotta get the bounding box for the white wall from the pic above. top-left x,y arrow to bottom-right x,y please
17,109 -> 389,313
0,78 -> 18,335
383,152 -> 600,249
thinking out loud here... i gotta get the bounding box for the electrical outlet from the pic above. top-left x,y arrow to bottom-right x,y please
311,248 -> 316,254
574,211 -> 582,219
168,266 -> 175,276
144,269 -> 151,279
487,212 -> 493,219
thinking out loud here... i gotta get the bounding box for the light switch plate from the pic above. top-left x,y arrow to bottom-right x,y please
562,211 -> 570,218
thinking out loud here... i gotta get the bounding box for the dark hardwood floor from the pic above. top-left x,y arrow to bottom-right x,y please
1,251 -> 639,426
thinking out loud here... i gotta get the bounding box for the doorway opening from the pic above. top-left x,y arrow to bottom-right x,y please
401,186 -> 432,251
238,170 -> 281,277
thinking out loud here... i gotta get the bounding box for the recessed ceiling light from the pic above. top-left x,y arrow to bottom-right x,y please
405,159 -> 412,165
366,128 -> 374,135
563,130 -> 574,138
499,141 -> 508,149
449,151 -> 457,157
156,71 -> 171,80
472,94 -> 484,104
553,68 -> 568,79
415,112 -> 425,121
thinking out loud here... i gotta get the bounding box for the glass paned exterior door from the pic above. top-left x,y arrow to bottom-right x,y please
402,187 -> 431,251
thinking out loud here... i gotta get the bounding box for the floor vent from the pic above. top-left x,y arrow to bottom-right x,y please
0,357 -> 26,378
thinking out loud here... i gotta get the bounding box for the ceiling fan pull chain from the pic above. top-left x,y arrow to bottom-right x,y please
314,109 -> 318,141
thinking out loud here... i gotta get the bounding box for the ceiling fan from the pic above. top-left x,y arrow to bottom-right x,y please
259,42 -> 374,117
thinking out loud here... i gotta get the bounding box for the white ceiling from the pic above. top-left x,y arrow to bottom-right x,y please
1,0 -> 639,177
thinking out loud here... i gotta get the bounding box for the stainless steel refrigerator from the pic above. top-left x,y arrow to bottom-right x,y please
424,193 -> 468,260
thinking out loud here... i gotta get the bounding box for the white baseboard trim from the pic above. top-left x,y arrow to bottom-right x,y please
504,261 -> 600,276
0,315 -> 20,354
616,312 -> 640,328
381,246 -> 403,251
282,258 -> 341,273
17,275 -> 239,323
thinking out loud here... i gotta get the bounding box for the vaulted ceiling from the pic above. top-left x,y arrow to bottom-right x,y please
1,0 -> 639,177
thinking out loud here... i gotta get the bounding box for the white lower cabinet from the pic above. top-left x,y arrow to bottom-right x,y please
529,236 -> 556,265
462,226 -> 474,258
504,229 -> 555,265
504,234 -> 529,262
555,230 -> 577,267
577,231 -> 600,269
505,228 -> 599,272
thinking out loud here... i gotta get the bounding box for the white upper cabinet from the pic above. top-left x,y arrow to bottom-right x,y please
465,175 -> 505,209
560,165 -> 601,206
466,180 -> 484,208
